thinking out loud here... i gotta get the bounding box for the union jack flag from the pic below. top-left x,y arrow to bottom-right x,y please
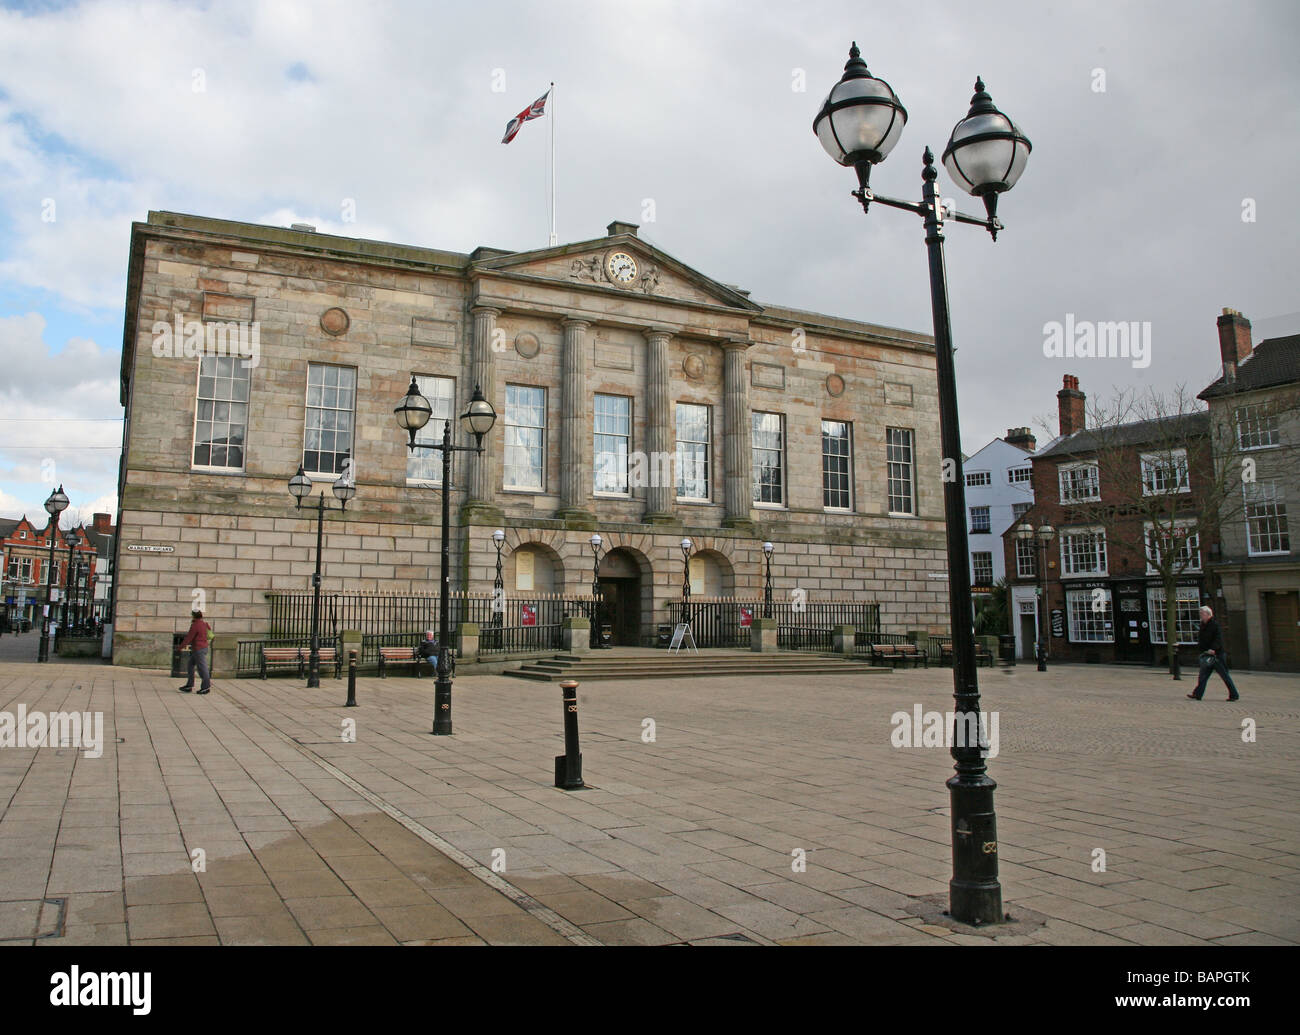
501,90 -> 549,144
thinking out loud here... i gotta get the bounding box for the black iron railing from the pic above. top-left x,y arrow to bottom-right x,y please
667,599 -> 880,652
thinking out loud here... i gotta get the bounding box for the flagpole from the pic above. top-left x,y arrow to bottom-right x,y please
549,82 -> 557,246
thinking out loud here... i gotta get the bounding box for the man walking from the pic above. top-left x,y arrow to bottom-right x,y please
1187,605 -> 1240,701
178,609 -> 213,695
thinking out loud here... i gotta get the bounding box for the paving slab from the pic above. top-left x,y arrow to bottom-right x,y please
2,659 -> 1298,946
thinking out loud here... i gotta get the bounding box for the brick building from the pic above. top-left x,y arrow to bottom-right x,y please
1003,376 -> 1212,665
111,212 -> 952,668
1,514 -> 102,631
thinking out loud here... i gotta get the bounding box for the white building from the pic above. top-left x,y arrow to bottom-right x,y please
961,428 -> 1036,593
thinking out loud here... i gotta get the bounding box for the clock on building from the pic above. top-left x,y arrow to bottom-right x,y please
605,251 -> 638,285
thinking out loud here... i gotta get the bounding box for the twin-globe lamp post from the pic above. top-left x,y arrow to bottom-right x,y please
37,484 -> 69,663
394,379 -> 497,735
814,42 -> 1032,926
288,460 -> 356,688
492,528 -> 506,649
1016,522 -> 1056,672
762,541 -> 775,619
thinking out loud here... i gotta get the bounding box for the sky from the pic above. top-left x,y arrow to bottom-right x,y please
1,0 -> 1297,524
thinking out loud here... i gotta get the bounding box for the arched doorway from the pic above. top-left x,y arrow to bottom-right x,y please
598,548 -> 645,646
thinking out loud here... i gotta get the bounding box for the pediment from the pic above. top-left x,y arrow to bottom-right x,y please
471,234 -> 761,312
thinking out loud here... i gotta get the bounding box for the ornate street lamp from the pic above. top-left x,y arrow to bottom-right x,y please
680,537 -> 693,628
815,44 -> 1032,926
589,533 -> 608,649
762,541 -> 775,619
61,530 -> 77,639
288,458 -> 355,688
395,379 -> 496,735
37,484 -> 69,663
492,529 -> 506,650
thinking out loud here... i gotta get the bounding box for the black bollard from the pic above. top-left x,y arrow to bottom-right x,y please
554,678 -> 585,790
345,649 -> 358,707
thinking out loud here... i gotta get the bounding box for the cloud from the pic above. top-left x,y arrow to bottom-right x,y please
0,311 -> 121,519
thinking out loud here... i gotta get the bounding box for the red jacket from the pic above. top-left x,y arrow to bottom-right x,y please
181,619 -> 211,650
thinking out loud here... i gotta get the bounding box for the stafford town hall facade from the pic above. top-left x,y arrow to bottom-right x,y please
112,211 -> 949,667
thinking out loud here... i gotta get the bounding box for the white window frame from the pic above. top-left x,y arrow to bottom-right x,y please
970,506 -> 991,533
971,552 -> 993,585
1146,586 -> 1201,646
303,363 -> 357,478
821,419 -> 853,512
594,393 -> 632,497
1008,466 -> 1032,484
1245,480 -> 1291,556
1140,449 -> 1190,496
1060,526 -> 1108,577
886,427 -> 916,517
192,354 -> 251,472
752,411 -> 786,508
1015,538 -> 1037,578
676,403 -> 711,503
1144,520 -> 1200,574
1066,587 -> 1113,642
503,384 -> 546,492
1059,461 -> 1100,504
965,471 -> 991,487
1236,404 -> 1281,451
407,374 -> 457,487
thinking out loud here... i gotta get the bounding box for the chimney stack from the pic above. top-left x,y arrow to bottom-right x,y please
92,513 -> 113,534
1005,427 -> 1037,453
1058,375 -> 1086,437
1217,308 -> 1252,383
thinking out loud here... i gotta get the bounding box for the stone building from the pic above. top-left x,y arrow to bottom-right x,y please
112,211 -> 950,667
1198,309 -> 1299,671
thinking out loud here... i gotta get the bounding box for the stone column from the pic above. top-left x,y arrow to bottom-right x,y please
722,340 -> 754,530
558,318 -> 594,525
467,305 -> 501,507
643,328 -> 676,524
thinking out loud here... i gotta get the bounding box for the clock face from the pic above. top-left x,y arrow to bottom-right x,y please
606,251 -> 638,284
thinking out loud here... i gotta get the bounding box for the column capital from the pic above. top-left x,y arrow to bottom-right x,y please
562,317 -> 592,332
721,338 -> 752,352
470,305 -> 503,318
642,327 -> 674,344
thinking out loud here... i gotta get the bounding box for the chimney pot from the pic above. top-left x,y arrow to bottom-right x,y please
1057,375 -> 1086,437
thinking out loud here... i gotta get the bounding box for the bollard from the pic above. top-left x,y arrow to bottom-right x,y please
345,649 -> 358,707
554,678 -> 585,790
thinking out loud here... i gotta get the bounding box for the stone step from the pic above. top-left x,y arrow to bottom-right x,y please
507,658 -> 890,681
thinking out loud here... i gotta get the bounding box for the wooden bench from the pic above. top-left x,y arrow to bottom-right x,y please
377,645 -> 456,679
938,643 -> 994,668
260,646 -> 341,679
871,643 -> 927,668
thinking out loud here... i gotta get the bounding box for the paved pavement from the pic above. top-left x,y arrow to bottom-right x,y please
1,655 -> 1297,945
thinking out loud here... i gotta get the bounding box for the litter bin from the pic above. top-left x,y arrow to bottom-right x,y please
657,624 -> 672,648
599,623 -> 613,647
998,634 -> 1016,665
171,633 -> 187,677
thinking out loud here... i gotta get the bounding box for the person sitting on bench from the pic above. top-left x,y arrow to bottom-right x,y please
417,629 -> 439,675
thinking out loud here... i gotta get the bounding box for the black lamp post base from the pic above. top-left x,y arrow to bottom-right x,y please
947,773 -> 1004,925
431,676 -> 453,735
